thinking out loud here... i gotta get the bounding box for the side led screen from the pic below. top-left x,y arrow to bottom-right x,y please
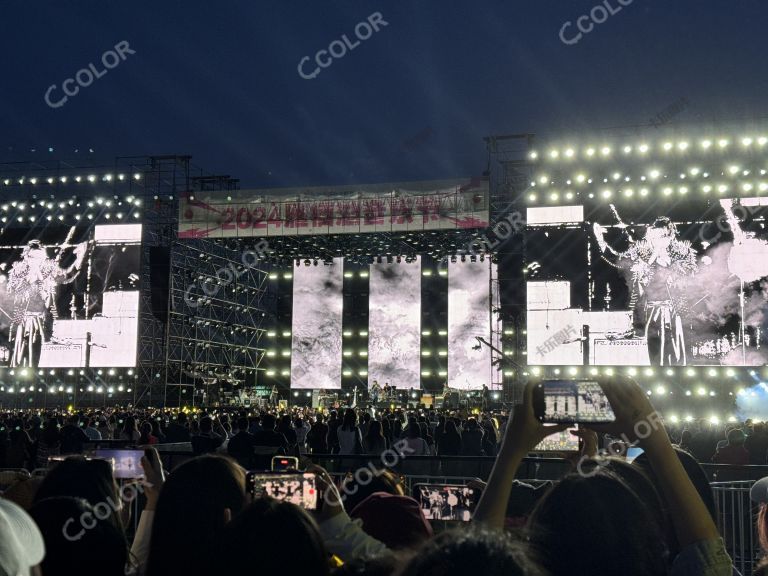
448,260 -> 492,389
0,224 -> 141,368
291,259 -> 343,388
526,198 -> 768,366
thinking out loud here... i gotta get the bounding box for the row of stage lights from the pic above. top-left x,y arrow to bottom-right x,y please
527,366 -> 766,379
0,368 -> 135,378
2,173 -> 142,186
0,385 -> 133,394
528,136 -> 768,163
532,166 -> 768,187
527,183 -> 768,204
0,195 -> 143,224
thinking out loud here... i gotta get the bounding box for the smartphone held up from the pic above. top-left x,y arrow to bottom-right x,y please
533,380 -> 616,424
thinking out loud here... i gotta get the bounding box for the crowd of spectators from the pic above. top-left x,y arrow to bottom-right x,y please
0,405 -> 507,471
0,382 -> 765,575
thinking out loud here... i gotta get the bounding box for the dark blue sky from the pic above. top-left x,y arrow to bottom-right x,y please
1,1 -> 766,187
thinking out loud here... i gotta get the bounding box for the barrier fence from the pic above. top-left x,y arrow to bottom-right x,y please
711,480 -> 760,575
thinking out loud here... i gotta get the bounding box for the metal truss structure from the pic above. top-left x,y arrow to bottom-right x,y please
485,134 -> 535,403
161,174 -> 271,407
130,155 -> 189,407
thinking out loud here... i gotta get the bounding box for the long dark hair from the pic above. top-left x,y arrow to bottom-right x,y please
146,455 -> 246,576
406,418 -> 421,439
30,497 -> 127,576
217,499 -> 329,576
445,420 -> 461,439
341,409 -> 357,431
42,418 -> 61,446
528,467 -> 667,576
366,420 -> 385,442
402,528 -> 546,576
34,456 -> 125,536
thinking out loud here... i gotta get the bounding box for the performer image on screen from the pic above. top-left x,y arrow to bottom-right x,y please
594,215 -> 697,365
6,235 -> 88,367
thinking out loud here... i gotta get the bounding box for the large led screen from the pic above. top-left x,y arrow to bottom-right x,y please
526,198 -> 768,366
0,224 -> 141,368
448,260 -> 492,389
290,259 -> 343,389
369,257 -> 421,389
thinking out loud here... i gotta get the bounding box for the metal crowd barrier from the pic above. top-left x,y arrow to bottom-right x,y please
711,480 -> 760,576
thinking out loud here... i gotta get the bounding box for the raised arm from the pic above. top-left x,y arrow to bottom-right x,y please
598,380 -> 720,547
473,383 -> 566,528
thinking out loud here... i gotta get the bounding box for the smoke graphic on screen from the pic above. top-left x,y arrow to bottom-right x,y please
290,260 -> 343,389
369,257 -> 421,389
448,260 -> 491,389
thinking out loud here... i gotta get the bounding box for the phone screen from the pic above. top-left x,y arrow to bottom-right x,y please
533,426 -> 579,452
415,484 -> 478,522
93,449 -> 145,479
536,380 -> 615,423
247,472 -> 319,510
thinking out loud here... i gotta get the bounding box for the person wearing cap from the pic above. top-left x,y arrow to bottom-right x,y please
349,492 -> 433,549
0,497 -> 45,576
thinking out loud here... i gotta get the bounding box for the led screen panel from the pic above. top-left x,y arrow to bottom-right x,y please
0,224 -> 141,368
291,259 -> 343,388
526,198 -> 768,366
369,257 -> 421,389
448,260 -> 492,389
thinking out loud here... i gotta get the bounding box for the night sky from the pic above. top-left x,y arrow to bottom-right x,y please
1,1 -> 766,188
